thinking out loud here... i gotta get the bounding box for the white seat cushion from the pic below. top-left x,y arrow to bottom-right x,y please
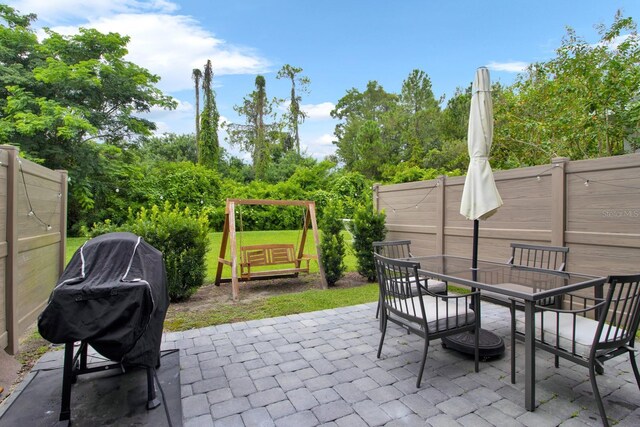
388,295 -> 475,333
515,311 -> 611,358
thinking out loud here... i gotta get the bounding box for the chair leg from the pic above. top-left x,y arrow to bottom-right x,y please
629,349 -> 640,390
588,362 -> 610,427
377,314 -> 387,359
510,303 -> 516,383
416,339 -> 429,388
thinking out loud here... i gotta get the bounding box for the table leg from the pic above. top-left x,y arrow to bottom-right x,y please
524,300 -> 536,411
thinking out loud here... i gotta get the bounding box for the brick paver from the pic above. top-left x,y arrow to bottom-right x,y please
176,301 -> 640,426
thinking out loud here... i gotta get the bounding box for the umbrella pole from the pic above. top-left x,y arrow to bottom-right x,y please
471,219 -> 479,305
472,219 -> 479,280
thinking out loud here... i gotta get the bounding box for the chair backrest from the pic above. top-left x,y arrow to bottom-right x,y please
508,243 -> 568,271
595,274 -> 640,350
374,253 -> 426,322
373,240 -> 412,259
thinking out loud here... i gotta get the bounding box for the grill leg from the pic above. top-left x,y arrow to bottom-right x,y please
146,367 -> 161,410
59,342 -> 74,423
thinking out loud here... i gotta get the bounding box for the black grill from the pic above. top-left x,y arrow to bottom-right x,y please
38,232 -> 169,423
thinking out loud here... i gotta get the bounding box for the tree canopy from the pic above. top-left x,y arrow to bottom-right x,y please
0,5 -> 176,217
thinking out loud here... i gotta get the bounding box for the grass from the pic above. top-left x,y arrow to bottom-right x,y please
164,283 -> 378,331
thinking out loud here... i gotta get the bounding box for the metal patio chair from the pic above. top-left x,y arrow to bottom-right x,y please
374,253 -> 480,387
513,273 -> 640,427
478,243 -> 568,382
373,240 -> 447,320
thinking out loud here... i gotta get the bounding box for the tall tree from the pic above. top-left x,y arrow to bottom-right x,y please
399,69 -> 442,164
225,75 -> 281,179
192,68 -> 202,155
276,64 -> 310,154
198,59 -> 219,168
330,81 -> 400,178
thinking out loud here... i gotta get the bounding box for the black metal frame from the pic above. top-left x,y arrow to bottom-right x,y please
508,243 -> 569,271
513,273 -> 640,426
373,240 -> 413,259
374,253 -> 480,387
58,341 -> 160,424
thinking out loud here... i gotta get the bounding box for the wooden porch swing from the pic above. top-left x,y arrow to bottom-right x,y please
214,199 -> 328,300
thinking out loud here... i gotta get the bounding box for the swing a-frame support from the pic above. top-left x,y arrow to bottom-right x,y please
215,199 -> 328,300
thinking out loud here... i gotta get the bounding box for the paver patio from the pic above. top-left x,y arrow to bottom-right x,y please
165,301 -> 640,426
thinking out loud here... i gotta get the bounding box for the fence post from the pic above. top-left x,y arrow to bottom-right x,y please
551,157 -> 569,247
56,170 -> 68,277
436,176 -> 446,255
5,146 -> 19,354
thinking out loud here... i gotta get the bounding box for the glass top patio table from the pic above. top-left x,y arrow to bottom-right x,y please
411,255 -> 604,302
410,254 -> 607,412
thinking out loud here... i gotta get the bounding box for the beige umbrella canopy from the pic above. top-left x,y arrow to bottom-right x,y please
460,67 -> 503,221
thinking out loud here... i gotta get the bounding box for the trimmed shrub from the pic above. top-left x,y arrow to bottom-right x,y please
91,202 -> 209,301
320,201 -> 346,286
351,205 -> 386,281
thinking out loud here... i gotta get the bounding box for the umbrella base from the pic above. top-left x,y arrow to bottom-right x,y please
441,329 -> 505,359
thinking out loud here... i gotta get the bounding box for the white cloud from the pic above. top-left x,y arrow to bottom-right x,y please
301,102 -> 335,120
487,61 -> 529,73
315,134 -> 335,146
300,133 -> 336,160
17,0 -> 271,92
146,98 -> 192,134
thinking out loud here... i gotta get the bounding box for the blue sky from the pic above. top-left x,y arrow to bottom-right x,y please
7,0 -> 640,160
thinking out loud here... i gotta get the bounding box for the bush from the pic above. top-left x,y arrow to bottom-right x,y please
351,205 -> 386,281
92,202 -> 209,301
320,201 -> 346,286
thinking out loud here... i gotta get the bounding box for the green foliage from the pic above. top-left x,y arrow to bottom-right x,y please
68,142 -> 147,236
328,171 -> 369,219
263,151 -> 317,184
137,133 -> 197,163
141,161 -> 221,214
320,201 -> 346,286
492,12 -> 640,165
350,206 -> 386,281
122,203 -> 209,302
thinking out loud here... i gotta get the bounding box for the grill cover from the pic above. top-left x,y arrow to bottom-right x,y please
38,232 -> 169,368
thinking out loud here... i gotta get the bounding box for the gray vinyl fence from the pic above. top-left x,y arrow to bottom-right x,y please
374,154 -> 640,277
0,145 -> 68,354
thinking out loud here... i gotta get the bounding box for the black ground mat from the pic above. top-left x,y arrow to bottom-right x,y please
0,349 -> 181,427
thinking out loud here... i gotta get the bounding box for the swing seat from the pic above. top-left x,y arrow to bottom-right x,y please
240,244 -> 313,279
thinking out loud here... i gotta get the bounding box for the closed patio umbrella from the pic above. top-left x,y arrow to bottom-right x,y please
460,66 -> 503,271
442,67 -> 505,358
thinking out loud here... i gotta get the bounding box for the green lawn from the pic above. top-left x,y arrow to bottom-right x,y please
66,230 -> 358,283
